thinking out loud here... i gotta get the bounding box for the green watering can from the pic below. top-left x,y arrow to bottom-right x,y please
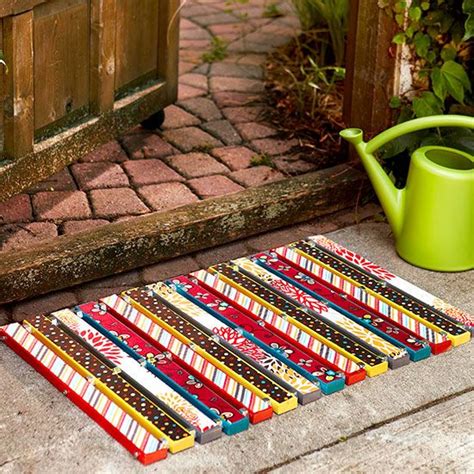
340,115 -> 474,272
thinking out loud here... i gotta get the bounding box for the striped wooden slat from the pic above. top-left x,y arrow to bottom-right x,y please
0,323 -> 167,464
100,294 -> 272,424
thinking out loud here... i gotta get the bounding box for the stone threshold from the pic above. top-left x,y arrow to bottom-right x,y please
0,164 -> 369,304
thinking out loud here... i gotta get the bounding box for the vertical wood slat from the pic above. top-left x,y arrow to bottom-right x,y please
3,10 -> 34,159
115,0 -> 159,92
157,0 -> 180,103
0,19 -> 4,152
343,2 -> 398,137
90,0 -> 116,114
34,0 -> 90,131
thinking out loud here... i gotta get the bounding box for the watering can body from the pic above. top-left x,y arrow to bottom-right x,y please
341,115 -> 474,272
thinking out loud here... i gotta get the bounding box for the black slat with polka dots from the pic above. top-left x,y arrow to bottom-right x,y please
212,263 -> 385,367
294,240 -> 467,338
30,314 -> 191,442
124,288 -> 293,404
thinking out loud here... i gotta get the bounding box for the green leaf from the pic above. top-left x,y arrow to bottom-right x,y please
441,60 -> 472,103
394,1 -> 408,13
408,6 -> 422,21
440,46 -> 457,62
380,132 -> 420,159
389,96 -> 402,108
395,13 -> 405,26
421,1 -> 430,10
412,91 -> 444,117
431,67 -> 447,101
414,32 -> 431,58
392,32 -> 406,44
419,128 -> 474,154
463,0 -> 474,40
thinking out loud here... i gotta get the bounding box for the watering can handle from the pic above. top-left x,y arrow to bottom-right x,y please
365,115 -> 474,155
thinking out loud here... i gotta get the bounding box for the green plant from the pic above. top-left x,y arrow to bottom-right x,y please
291,0 -> 349,66
377,0 -> 473,185
201,37 -> 229,63
250,153 -> 275,168
263,3 -> 283,18
193,143 -> 215,153
283,53 -> 345,119
381,0 -> 473,119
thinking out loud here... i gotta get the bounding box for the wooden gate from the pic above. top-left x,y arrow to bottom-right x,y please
0,0 -> 180,202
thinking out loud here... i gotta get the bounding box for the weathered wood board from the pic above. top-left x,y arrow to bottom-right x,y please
0,165 -> 368,304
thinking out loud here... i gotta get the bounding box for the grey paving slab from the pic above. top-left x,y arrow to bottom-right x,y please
0,223 -> 472,473
272,390 -> 474,473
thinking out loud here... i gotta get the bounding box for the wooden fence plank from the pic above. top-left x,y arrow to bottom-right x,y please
115,0 -> 160,92
344,1 -> 398,136
0,1 -> 46,18
33,0 -> 90,131
0,19 -> 4,153
90,0 -> 116,114
157,0 -> 180,103
3,10 -> 34,158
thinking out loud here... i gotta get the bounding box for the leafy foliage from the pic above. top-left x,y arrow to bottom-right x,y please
380,0 -> 473,119
377,0 -> 473,184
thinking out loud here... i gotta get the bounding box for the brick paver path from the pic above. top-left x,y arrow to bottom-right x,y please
0,0 -> 321,253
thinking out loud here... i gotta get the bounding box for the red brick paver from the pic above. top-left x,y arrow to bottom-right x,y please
234,122 -> 277,140
123,160 -> 183,186
0,195 -> 32,224
80,141 -> 128,163
28,169 -> 77,193
230,166 -> 285,187
71,163 -> 129,190
138,183 -> 199,212
222,106 -> 266,124
162,127 -> 222,153
168,153 -> 229,178
188,175 -> 244,199
179,97 -> 222,121
121,133 -> 176,159
162,105 -> 201,129
252,138 -> 299,156
201,120 -> 242,145
90,189 -> 149,219
0,222 -> 58,252
33,191 -> 92,221
210,77 -> 265,94
211,146 -> 255,171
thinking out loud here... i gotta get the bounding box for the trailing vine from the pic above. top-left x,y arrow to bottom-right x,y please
377,0 -> 473,186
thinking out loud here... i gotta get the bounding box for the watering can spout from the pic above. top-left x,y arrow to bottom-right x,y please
340,128 -> 404,238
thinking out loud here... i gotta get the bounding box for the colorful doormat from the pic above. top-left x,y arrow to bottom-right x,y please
1,236 -> 472,464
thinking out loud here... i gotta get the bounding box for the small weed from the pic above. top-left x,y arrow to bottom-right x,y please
236,12 -> 249,21
202,37 -> 228,63
224,0 -> 249,15
250,153 -> 275,168
263,3 -> 283,18
193,143 -> 215,153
